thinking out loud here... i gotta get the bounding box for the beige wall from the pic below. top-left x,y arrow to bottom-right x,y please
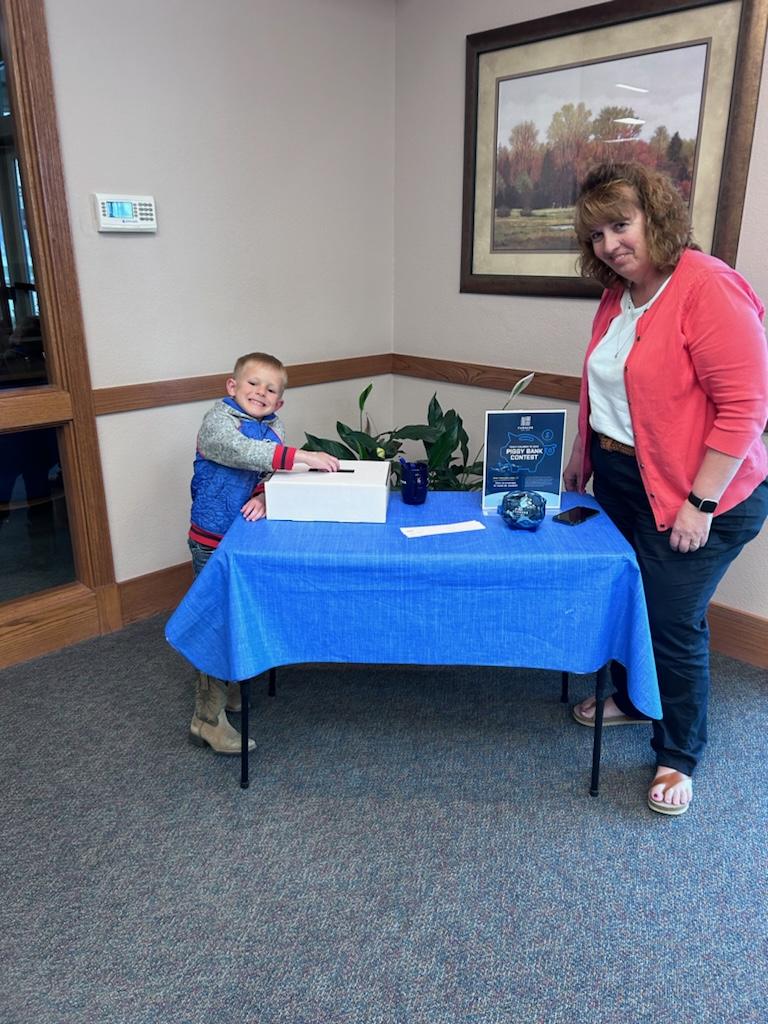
393,0 -> 768,617
46,0 -> 396,385
45,0 -> 767,616
44,0 -> 396,579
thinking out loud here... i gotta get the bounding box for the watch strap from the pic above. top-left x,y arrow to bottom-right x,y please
687,491 -> 718,514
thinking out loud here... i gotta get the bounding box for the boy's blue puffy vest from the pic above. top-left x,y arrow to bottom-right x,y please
190,401 -> 281,539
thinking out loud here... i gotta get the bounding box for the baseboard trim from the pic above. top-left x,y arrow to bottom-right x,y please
0,568 -> 192,670
118,562 -> 193,625
120,566 -> 767,671
0,583 -> 102,670
708,602 -> 768,669
2,568 -> 763,671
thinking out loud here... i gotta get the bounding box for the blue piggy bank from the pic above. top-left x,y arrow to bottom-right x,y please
499,490 -> 546,531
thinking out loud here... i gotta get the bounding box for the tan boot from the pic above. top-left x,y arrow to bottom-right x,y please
189,674 -> 254,754
225,683 -> 241,713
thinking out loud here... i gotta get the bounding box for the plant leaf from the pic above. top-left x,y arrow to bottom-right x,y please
504,372 -> 535,407
391,424 -> 441,442
440,409 -> 461,444
427,393 -> 443,427
303,433 -> 356,460
358,382 -> 373,413
378,440 -> 403,460
426,427 -> 459,469
458,425 -> 470,466
337,423 -> 381,457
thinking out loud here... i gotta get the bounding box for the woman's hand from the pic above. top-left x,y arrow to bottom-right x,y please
669,502 -> 712,553
669,448 -> 742,551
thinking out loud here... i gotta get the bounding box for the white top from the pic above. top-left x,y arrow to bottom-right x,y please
588,275 -> 672,446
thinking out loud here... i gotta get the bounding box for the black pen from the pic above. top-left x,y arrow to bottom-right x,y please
308,468 -> 355,472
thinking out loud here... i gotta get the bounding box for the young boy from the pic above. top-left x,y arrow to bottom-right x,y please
187,351 -> 338,753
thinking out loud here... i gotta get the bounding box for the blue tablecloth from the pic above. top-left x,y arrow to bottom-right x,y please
166,491 -> 661,719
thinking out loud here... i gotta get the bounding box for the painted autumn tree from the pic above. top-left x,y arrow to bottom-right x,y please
649,125 -> 671,161
508,120 -> 540,214
492,96 -> 696,250
590,105 -> 642,164
546,102 -> 593,205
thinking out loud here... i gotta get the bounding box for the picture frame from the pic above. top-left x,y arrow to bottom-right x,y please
460,0 -> 768,298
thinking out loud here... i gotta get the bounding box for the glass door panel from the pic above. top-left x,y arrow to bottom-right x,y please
0,55 -> 45,387
0,425 -> 74,601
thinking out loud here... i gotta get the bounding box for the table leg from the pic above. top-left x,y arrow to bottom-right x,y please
268,668 -> 276,697
240,678 -> 251,790
589,664 -> 610,797
560,671 -> 569,703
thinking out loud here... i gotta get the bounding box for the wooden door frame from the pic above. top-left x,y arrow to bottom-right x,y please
0,0 -> 120,668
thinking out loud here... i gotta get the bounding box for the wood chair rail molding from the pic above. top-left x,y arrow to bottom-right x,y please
92,354 -> 394,415
391,354 -> 580,402
92,354 -> 581,416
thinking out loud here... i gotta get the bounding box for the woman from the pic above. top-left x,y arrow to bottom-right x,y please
563,162 -> 768,816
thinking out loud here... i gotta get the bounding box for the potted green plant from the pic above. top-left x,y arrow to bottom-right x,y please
303,373 -> 533,491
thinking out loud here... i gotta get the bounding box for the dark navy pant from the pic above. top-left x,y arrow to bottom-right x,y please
188,538 -> 215,579
590,435 -> 768,776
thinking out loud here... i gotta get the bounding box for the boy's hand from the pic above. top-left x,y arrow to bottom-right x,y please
295,450 -> 341,472
241,494 -> 267,521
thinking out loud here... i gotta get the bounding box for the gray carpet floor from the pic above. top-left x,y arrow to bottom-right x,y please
1,616 -> 766,1024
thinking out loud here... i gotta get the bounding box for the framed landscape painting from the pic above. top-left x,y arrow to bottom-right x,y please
460,0 -> 768,297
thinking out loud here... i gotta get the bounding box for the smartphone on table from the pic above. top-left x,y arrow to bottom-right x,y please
552,506 -> 600,526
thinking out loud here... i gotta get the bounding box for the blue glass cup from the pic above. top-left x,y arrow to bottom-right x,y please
400,460 -> 428,505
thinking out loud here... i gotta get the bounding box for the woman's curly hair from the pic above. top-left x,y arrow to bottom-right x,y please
574,162 -> 697,289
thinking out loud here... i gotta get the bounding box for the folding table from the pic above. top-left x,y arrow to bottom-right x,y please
166,491 -> 660,793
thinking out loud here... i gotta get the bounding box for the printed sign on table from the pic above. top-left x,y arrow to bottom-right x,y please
482,409 -> 566,515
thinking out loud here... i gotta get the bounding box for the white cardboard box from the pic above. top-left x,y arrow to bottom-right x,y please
265,460 -> 390,523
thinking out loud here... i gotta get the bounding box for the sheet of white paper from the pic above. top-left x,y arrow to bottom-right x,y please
400,520 -> 486,538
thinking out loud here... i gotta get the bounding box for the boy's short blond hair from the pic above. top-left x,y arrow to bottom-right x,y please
232,352 -> 288,390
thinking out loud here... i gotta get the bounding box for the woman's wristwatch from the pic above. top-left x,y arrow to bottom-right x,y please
687,491 -> 718,514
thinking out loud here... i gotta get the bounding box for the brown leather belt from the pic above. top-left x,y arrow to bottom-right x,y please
597,433 -> 635,457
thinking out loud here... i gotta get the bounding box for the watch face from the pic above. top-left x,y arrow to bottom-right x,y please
688,492 -> 717,513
